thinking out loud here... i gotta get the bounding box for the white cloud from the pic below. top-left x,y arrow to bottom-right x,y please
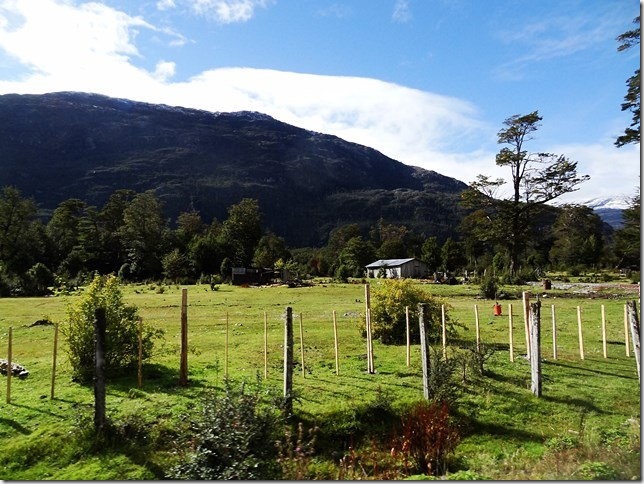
153,60 -> 176,81
156,0 -> 176,11
494,12 -> 625,80
392,0 -> 411,23
191,0 -> 270,23
0,0 -> 150,75
549,142 -> 641,204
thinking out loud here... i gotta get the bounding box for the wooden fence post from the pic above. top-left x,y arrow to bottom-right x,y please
523,291 -> 531,358
225,312 -> 229,378
6,326 -> 12,404
627,301 -> 640,381
94,307 -> 106,432
50,322 -> 59,399
332,310 -> 339,375
364,284 -> 374,373
418,303 -> 431,400
264,311 -> 268,379
529,301 -> 542,397
601,305 -> 607,359
299,313 -> 305,378
283,307 -> 294,418
441,304 -> 447,360
577,306 -> 585,360
624,304 -> 630,357
508,303 -> 514,362
137,317 -> 143,388
474,304 -> 480,353
551,305 -> 557,360
179,288 -> 188,386
405,306 -> 411,367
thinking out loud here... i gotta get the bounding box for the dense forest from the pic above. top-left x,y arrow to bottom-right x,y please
0,184 -> 639,297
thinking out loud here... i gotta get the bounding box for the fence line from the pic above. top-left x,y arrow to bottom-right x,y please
1,296 -> 639,404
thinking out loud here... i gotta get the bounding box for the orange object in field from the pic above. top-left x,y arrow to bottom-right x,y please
493,303 -> 502,316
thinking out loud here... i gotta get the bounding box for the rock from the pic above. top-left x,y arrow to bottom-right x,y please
0,358 -> 30,378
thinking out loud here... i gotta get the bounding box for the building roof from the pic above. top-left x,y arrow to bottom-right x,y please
365,258 -> 419,268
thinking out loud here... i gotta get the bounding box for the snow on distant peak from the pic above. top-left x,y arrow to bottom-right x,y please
581,196 -> 631,210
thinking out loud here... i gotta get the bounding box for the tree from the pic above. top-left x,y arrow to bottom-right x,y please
613,190 -> 640,270
549,205 -> 605,269
162,248 -> 191,282
0,186 -> 42,274
252,233 -> 291,268
420,236 -> 441,273
188,221 -> 226,277
337,236 -> 375,277
461,112 -> 589,275
219,198 -> 262,267
96,189 -> 137,272
175,210 -> 205,248
440,237 -> 466,274
615,16 -> 640,147
118,190 -> 168,279
46,198 -> 87,275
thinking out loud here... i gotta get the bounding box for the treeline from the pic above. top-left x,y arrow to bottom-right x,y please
0,185 -> 639,296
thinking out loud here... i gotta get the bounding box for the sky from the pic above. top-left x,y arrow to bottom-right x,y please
0,0 -> 640,207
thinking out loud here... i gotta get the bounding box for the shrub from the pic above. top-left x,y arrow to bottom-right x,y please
478,273 -> 499,300
63,274 -> 162,383
168,379 -> 281,480
573,461 -> 619,480
334,264 -> 351,283
366,279 -> 458,345
398,400 -> 460,476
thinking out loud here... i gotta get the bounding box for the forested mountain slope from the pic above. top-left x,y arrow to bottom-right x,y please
0,92 -> 467,246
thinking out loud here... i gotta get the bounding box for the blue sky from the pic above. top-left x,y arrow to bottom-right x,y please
0,0 -> 639,205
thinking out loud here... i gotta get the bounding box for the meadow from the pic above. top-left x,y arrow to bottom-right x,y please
0,279 -> 640,480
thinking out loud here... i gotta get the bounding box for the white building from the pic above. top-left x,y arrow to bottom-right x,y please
365,258 -> 429,279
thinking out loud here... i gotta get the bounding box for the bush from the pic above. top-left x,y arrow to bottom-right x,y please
63,274 -> 162,383
478,273 -> 499,300
573,461 -> 619,480
366,279 -> 458,345
334,264 -> 351,283
398,400 -> 460,476
168,379 -> 281,480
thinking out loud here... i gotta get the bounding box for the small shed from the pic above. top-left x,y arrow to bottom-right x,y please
365,258 -> 429,279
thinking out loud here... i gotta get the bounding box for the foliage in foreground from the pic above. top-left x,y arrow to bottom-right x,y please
63,274 -> 162,383
168,379 -> 282,480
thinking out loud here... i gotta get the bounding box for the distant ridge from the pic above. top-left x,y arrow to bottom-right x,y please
0,91 -> 469,246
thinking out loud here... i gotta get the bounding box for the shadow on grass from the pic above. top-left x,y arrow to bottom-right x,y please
0,417 -> 30,434
454,409 -> 544,443
544,359 -> 638,380
106,363 -> 210,395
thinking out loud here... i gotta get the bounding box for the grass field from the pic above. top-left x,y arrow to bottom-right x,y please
0,279 -> 640,480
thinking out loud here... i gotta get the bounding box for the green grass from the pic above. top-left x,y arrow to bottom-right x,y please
0,279 -> 640,479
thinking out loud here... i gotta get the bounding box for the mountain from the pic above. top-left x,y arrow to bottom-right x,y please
0,92 -> 469,247
582,197 -> 628,229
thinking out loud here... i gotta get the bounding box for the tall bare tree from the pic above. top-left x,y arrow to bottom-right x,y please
462,112 -> 589,275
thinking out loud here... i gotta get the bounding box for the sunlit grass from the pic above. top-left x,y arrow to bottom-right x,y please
0,279 -> 640,479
